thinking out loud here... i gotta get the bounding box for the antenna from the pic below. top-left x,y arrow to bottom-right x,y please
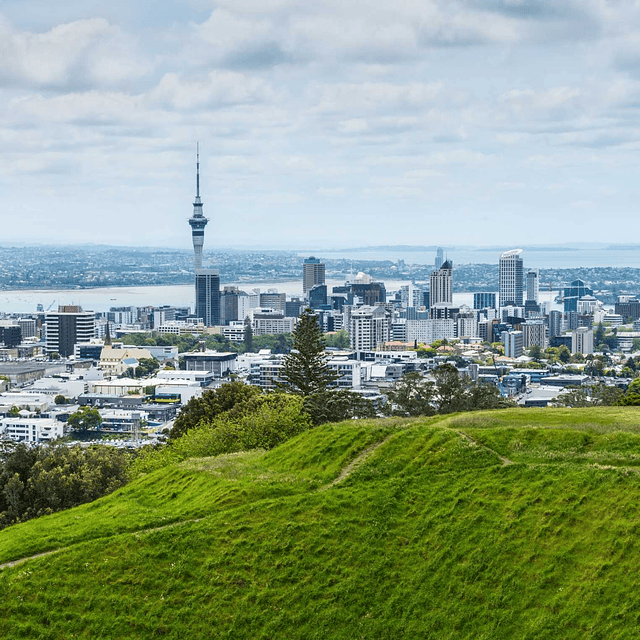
196,142 -> 200,198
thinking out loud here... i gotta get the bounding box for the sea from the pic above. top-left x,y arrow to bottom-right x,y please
0,280 -> 564,314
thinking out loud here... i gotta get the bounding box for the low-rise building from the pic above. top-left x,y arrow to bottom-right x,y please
0,417 -> 64,443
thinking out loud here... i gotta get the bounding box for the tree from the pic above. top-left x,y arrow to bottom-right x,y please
67,407 -> 102,431
619,379 -> 640,406
558,345 -> 571,364
633,338 -> 640,353
54,394 -> 68,405
528,345 -> 543,361
383,372 -> 436,417
279,309 -> 338,396
244,318 -> 253,352
432,364 -> 469,414
8,406 -> 20,417
325,329 -> 350,350
170,381 -> 261,439
303,390 -> 376,425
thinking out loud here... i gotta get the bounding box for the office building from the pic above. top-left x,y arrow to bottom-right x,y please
0,322 -> 21,348
303,257 -> 325,297
503,330 -> 524,359
526,269 -> 539,303
195,270 -> 221,327
522,321 -> 547,349
473,292 -> 497,310
260,291 -> 286,313
563,280 -> 593,313
549,310 -> 563,338
45,306 -> 95,357
434,247 -> 444,270
499,249 -> 524,307
308,284 -> 328,309
17,318 -> 37,339
430,260 -> 453,307
572,327 -> 594,355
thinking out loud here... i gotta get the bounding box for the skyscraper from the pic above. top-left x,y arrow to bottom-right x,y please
499,249 -> 524,308
526,269 -> 539,303
45,306 -> 95,357
195,270 -> 220,327
430,260 -> 453,307
303,257 -> 325,298
188,144 -> 208,271
434,247 -> 444,270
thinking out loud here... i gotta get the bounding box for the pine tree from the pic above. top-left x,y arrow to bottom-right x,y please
244,317 -> 253,352
279,309 -> 338,396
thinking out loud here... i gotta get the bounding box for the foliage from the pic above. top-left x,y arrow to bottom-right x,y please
8,406 -> 20,417
124,357 -> 159,379
619,378 -> 640,406
67,406 -> 102,431
244,317 -> 253,352
0,443 -> 128,529
554,383 -> 624,408
279,309 -> 338,396
170,381 -> 261,440
134,393 -> 311,477
324,329 -> 350,350
383,371 -> 436,417
527,344 -> 543,361
54,394 -> 68,405
303,389 -> 376,425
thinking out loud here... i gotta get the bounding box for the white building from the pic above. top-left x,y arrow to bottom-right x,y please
522,322 -> 547,349
350,306 -> 391,352
503,330 -> 524,358
572,327 -> 594,355
0,417 -> 63,443
406,319 -> 456,345
249,309 -> 296,335
499,249 -> 524,307
429,261 -> 453,307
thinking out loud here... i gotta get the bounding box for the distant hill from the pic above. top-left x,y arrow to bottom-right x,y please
3,407 -> 640,638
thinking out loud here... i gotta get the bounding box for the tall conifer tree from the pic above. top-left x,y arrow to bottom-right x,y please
280,309 -> 338,396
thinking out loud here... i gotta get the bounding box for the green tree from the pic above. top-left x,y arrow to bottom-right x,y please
54,395 -> 67,405
432,364 -> 469,414
279,309 -> 338,396
528,345 -> 543,361
633,338 -> 640,353
170,381 -> 261,439
325,329 -> 350,350
303,390 -> 376,425
8,406 -> 20,417
67,407 -> 102,431
557,345 -> 571,364
383,372 -> 436,417
619,379 -> 640,406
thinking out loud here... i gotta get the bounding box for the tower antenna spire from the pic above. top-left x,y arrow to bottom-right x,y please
196,142 -> 200,198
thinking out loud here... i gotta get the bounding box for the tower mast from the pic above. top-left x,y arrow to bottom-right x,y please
188,143 -> 208,271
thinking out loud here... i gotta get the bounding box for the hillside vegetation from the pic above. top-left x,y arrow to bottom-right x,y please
3,408 -> 640,638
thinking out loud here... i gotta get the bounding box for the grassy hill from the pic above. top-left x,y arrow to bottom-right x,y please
3,408 -> 640,638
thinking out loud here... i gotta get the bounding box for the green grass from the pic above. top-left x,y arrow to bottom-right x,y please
2,408 -> 640,638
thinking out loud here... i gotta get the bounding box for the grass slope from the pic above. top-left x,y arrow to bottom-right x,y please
2,408 -> 640,639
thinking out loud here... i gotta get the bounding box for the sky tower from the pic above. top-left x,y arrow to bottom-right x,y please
188,143 -> 208,270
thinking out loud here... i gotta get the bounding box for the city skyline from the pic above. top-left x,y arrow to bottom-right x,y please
2,2 -> 640,247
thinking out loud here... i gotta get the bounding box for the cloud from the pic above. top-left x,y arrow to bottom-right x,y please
0,18 -> 149,90
149,71 -> 279,110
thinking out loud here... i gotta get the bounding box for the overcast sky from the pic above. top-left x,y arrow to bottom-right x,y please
2,1 -> 640,249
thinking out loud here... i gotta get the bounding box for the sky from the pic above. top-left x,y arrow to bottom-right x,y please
2,1 -> 640,250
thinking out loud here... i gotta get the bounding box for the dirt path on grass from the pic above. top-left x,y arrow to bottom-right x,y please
319,435 -> 392,491
452,429 -> 514,466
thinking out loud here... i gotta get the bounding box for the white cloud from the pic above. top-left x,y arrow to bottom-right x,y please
0,18 -> 149,89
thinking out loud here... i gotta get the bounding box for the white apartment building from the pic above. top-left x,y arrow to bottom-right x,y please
499,249 -> 524,307
249,309 -> 296,335
349,306 -> 391,352
429,262 -> 453,307
406,319 -> 456,345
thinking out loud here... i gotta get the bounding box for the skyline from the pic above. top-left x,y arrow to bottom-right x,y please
2,2 -> 640,247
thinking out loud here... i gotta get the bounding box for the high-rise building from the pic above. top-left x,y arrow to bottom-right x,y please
572,327 -> 594,355
526,269 -> 539,303
473,292 -> 497,310
499,249 -> 524,308
522,321 -> 547,349
349,306 -> 391,352
434,247 -> 444,270
549,310 -> 563,338
195,270 -> 220,327
429,260 -> 453,308
503,330 -> 524,358
45,306 -> 95,357
303,257 -> 325,297
188,144 -> 209,271
563,280 -> 594,313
